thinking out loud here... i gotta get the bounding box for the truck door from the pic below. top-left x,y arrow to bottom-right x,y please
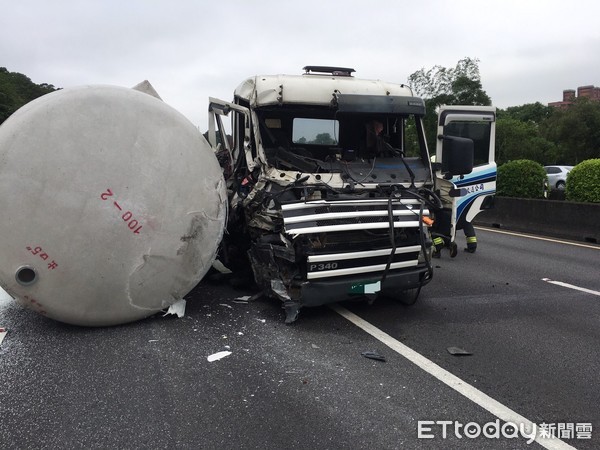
208,97 -> 255,174
435,105 -> 496,241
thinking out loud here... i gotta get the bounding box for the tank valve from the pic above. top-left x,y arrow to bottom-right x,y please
15,266 -> 38,286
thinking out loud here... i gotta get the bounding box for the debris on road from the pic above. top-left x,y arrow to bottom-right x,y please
212,260 -> 232,274
447,346 -> 473,356
207,350 -> 232,362
361,351 -> 387,362
234,292 -> 264,304
163,299 -> 186,318
0,327 -> 7,346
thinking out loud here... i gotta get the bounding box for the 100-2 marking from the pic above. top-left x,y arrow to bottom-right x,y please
100,188 -> 143,235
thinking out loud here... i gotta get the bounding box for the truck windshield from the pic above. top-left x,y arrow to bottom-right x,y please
258,108 -> 428,175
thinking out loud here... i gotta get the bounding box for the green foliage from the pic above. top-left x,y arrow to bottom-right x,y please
496,117 -> 557,165
311,132 -> 336,145
408,57 -> 491,151
496,100 -> 599,166
408,57 -> 491,106
497,102 -> 554,124
540,98 -> 600,164
565,159 -> 600,203
497,159 -> 547,198
0,67 -> 57,124
451,75 -> 492,106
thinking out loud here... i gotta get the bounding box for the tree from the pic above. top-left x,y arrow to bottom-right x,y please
498,102 -> 554,124
540,97 -> 600,164
0,67 -> 57,124
408,57 -> 491,150
408,57 -> 491,106
310,132 -> 336,145
496,117 -> 557,165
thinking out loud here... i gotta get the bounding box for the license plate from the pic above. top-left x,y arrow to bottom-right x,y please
349,280 -> 381,294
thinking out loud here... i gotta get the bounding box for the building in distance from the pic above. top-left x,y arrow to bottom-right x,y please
549,85 -> 600,108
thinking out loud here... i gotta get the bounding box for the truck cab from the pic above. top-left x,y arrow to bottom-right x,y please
208,66 -> 494,322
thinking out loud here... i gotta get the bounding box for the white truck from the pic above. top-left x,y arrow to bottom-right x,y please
208,66 -> 496,323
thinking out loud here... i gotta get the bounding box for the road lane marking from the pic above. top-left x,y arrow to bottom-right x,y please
330,304 -> 575,450
475,226 -> 600,250
542,278 -> 600,296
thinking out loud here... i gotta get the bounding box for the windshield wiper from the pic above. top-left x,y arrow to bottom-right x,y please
383,142 -> 416,187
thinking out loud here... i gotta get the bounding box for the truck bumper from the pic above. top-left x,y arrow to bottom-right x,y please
293,265 -> 432,307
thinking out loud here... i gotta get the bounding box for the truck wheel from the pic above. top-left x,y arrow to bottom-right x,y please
397,288 -> 420,305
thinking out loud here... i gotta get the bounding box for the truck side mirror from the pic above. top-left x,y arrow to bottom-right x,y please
439,135 -> 474,177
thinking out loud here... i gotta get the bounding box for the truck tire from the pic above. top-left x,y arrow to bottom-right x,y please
397,288 -> 420,305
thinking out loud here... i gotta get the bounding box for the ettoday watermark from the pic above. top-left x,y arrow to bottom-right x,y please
417,420 -> 592,444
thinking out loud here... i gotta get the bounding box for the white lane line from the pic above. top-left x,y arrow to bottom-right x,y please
542,278 -> 600,296
475,226 -> 600,250
330,304 -> 574,450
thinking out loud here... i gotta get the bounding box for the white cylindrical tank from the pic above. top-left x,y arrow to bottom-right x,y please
0,85 -> 227,326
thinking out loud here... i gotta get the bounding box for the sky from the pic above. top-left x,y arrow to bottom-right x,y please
2,0 -> 600,128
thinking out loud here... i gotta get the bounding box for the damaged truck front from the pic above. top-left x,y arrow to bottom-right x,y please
208,66 -> 489,323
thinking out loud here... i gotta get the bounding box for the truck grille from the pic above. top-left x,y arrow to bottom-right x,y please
281,199 -> 427,280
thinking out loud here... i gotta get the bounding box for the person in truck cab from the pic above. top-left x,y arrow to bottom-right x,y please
362,119 -> 385,157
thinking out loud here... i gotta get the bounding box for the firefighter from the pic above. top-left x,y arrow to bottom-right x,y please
462,221 -> 477,253
432,234 -> 458,258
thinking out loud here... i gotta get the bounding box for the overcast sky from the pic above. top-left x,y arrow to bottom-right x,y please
2,0 -> 599,127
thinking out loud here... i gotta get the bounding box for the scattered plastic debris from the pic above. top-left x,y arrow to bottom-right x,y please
233,292 -> 264,304
256,319 -> 266,323
212,260 -> 232,274
148,339 -> 159,343
447,346 -> 473,356
0,287 -> 13,301
311,344 -> 320,349
361,351 -> 387,362
163,299 -> 186,318
0,327 -> 7,346
219,303 -> 233,309
207,350 -> 232,362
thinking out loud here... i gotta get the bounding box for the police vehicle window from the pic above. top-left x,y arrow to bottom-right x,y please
292,118 -> 339,145
444,121 -> 491,167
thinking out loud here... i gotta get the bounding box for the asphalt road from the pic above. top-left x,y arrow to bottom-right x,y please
0,227 -> 598,449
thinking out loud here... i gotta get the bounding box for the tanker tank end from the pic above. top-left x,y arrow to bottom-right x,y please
0,83 -> 227,326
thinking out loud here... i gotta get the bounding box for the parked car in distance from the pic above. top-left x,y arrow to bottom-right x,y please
544,165 -> 573,190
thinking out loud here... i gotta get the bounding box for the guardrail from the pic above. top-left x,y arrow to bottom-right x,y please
474,197 -> 600,244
